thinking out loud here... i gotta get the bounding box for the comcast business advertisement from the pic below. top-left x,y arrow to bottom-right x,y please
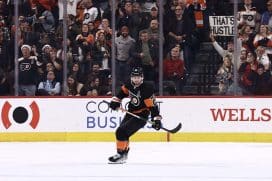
0,97 -> 272,132
84,99 -> 154,131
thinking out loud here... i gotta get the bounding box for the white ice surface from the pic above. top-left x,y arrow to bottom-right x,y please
0,142 -> 272,181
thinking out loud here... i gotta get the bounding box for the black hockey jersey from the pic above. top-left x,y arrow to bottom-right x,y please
116,81 -> 160,118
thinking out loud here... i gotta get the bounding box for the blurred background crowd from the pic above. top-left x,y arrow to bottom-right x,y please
0,0 -> 271,96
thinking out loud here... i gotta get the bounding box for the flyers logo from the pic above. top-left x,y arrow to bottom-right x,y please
1,101 -> 40,129
20,63 -> 31,71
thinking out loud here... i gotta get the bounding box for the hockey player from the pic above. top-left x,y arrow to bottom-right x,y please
108,67 -> 162,163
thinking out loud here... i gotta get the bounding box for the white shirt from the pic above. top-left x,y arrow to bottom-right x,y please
38,80 -> 61,95
257,54 -> 270,70
58,0 -> 81,20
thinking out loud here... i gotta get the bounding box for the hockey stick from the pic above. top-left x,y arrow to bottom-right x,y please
103,100 -> 182,134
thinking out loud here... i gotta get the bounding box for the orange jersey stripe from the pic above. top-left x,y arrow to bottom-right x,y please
144,98 -> 154,108
132,107 -> 150,114
121,85 -> 129,95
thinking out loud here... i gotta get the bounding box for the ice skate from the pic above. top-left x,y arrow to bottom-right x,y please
108,149 -> 129,164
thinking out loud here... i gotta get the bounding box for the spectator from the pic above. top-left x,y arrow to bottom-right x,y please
102,0 -> 113,22
239,48 -> 248,65
177,0 -> 195,22
144,19 -> 161,44
141,6 -> 159,30
75,23 -> 94,73
42,61 -> 62,83
58,0 -> 82,22
115,26 -> 135,85
116,1 -> 134,31
82,0 -> 100,25
76,23 -> 95,47
66,74 -> 83,96
66,14 -> 82,40
261,0 -> 272,31
164,0 -> 178,26
93,30 -> 111,70
239,24 -> 255,53
97,18 -> 112,42
163,46 -> 185,94
255,46 -> 270,71
130,29 -> 158,81
19,18 -> 40,47
70,62 -> 85,84
39,8 -> 56,33
80,76 -> 103,95
48,48 -> 63,73
238,0 -> 261,32
87,21 -> 96,35
129,1 -> 145,40
166,5 -> 195,71
210,33 -> 242,68
30,45 -> 40,58
140,0 -> 157,13
39,48 -> 63,83
216,55 -> 234,95
248,64 -> 271,95
41,44 -> 52,63
87,62 -> 107,86
210,33 -> 234,59
187,0 -> 207,41
253,24 -> 272,55
24,3 -> 56,33
238,51 -> 259,94
18,44 -> 42,96
37,70 -> 61,96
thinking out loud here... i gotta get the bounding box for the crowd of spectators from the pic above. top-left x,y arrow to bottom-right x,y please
213,0 -> 272,95
0,0 -> 271,96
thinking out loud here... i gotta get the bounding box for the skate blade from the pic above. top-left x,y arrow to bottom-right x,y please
108,160 -> 126,164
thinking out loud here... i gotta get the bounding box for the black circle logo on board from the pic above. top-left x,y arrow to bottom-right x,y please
1,101 -> 40,129
12,107 -> 29,124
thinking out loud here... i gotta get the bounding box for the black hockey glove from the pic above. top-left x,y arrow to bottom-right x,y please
151,116 -> 162,130
109,101 -> 121,111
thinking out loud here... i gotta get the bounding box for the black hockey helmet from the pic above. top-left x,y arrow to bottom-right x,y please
130,67 -> 144,86
130,67 -> 143,77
